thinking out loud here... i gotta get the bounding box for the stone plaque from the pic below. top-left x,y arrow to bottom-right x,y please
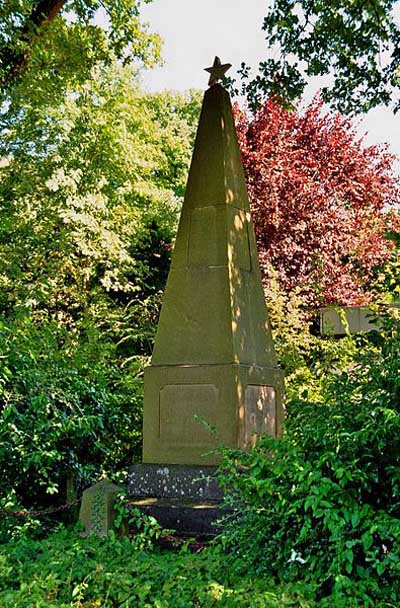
245,385 -> 276,448
159,384 -> 218,448
189,207 -> 220,267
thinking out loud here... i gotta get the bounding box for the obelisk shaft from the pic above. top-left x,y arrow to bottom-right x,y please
142,83 -> 284,465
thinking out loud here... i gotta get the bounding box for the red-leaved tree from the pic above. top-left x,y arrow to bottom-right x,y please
235,99 -> 400,307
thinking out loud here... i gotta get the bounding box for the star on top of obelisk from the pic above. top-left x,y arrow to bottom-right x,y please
204,56 -> 232,87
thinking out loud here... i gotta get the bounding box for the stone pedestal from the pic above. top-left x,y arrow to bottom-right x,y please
128,464 -> 224,536
144,364 -> 284,465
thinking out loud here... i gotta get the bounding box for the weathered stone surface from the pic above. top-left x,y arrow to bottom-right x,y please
143,363 -> 284,465
127,497 -> 225,537
79,479 -> 126,538
128,463 -> 223,501
128,464 -> 225,536
142,83 -> 284,466
319,306 -> 380,335
245,384 -> 276,449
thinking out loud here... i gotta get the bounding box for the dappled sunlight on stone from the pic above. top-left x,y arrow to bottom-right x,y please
142,82 -> 284,467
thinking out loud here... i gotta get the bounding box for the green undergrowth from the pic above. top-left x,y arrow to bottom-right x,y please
217,314 -> 400,608
0,526 -> 314,608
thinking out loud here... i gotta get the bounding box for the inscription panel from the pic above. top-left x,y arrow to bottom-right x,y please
159,384 -> 218,448
245,385 -> 276,448
188,207 -> 220,267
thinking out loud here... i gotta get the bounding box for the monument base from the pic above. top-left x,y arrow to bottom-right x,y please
143,363 -> 285,465
127,463 -> 225,537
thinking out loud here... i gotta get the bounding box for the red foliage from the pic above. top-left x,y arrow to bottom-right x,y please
235,98 -> 400,306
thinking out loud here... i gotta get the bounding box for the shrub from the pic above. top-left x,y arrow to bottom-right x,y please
265,267 -> 356,403
0,527 -> 314,607
0,314 -> 147,539
219,312 -> 400,606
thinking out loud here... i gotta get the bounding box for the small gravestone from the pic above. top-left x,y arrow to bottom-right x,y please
79,479 -> 126,537
128,58 -> 285,536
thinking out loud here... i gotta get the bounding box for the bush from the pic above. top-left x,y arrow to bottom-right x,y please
265,268 -> 356,403
0,527 -> 314,607
219,313 -> 400,606
0,314 -> 147,539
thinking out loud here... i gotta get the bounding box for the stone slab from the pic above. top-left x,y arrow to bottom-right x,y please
128,463 -> 223,501
127,497 -> 225,537
319,305 -> 400,336
79,479 -> 126,538
319,306 -> 378,335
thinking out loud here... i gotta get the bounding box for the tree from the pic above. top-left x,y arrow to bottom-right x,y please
235,98 -> 400,307
0,60 -> 201,517
0,0 -> 201,522
0,57 -> 201,318
239,0 -> 400,114
0,0 -> 161,88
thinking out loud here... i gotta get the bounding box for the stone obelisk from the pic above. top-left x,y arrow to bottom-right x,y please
142,58 -> 284,466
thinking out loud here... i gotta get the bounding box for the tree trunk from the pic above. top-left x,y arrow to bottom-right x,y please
1,0 -> 68,86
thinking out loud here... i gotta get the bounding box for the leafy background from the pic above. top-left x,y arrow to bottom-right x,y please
1,1 -> 400,606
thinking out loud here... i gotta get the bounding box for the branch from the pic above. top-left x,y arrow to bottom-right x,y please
0,0 -> 68,86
